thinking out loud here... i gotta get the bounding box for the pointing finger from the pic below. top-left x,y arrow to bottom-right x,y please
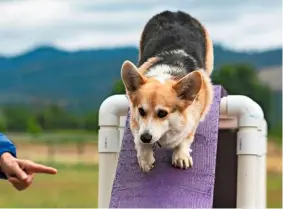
19,160 -> 57,174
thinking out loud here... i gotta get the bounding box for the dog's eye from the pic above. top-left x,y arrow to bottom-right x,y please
157,109 -> 168,118
138,107 -> 146,117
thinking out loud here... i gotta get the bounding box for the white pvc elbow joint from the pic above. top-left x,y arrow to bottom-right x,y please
221,95 -> 265,156
220,95 -> 264,128
99,94 -> 129,126
98,95 -> 129,153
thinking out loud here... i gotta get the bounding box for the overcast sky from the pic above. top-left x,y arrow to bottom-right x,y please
0,0 -> 282,56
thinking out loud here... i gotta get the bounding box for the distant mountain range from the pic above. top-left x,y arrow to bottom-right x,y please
0,45 -> 282,115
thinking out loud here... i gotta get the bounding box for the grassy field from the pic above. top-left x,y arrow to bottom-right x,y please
0,132 -> 281,208
267,172 -> 282,208
0,163 -> 98,208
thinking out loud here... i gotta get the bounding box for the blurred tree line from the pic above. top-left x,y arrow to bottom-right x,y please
0,63 -> 281,139
0,104 -> 99,134
212,63 -> 273,127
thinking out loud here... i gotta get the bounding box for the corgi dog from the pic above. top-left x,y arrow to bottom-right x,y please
121,11 -> 214,172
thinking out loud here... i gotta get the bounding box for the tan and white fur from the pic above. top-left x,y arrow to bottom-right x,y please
121,11 -> 214,172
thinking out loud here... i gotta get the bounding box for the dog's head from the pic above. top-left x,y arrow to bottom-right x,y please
121,60 -> 202,144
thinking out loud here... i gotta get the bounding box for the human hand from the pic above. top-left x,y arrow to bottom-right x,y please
0,152 -> 57,191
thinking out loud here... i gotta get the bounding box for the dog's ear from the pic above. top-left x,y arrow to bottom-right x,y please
121,60 -> 146,92
173,71 -> 202,101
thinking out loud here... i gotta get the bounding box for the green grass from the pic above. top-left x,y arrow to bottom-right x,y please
267,172 -> 282,208
0,163 -> 98,208
0,162 -> 281,208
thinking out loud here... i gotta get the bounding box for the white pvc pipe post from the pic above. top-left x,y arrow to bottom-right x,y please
119,116 -> 127,147
98,128 -> 120,208
256,119 -> 267,209
237,127 -> 259,208
98,95 -> 129,208
220,96 -> 265,209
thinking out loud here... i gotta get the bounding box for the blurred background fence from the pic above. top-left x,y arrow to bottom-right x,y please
7,132 -> 98,165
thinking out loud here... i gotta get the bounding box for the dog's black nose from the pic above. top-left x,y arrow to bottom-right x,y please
140,132 -> 152,143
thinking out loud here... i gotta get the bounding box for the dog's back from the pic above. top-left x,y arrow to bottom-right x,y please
138,10 -> 213,77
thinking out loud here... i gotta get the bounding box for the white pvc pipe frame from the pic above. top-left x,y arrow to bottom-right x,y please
98,94 -> 267,209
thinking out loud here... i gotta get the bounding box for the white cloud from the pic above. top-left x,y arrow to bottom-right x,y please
0,0 -> 281,56
205,10 -> 282,51
54,31 -> 140,50
0,0 -> 70,28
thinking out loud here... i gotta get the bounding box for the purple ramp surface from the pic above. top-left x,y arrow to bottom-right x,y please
109,86 -> 224,208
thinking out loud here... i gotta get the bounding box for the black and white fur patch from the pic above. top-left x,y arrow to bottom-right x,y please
138,10 -> 208,80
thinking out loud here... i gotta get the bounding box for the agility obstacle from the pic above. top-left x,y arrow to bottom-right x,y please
98,85 -> 267,208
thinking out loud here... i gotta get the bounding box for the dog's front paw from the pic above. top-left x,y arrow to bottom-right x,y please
172,150 -> 193,169
138,155 -> 155,173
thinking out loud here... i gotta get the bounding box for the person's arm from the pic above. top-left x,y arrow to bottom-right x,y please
0,133 -> 57,190
0,133 -> 17,179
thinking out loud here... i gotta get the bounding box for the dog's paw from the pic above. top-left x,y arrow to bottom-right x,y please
138,156 -> 155,173
172,150 -> 193,169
